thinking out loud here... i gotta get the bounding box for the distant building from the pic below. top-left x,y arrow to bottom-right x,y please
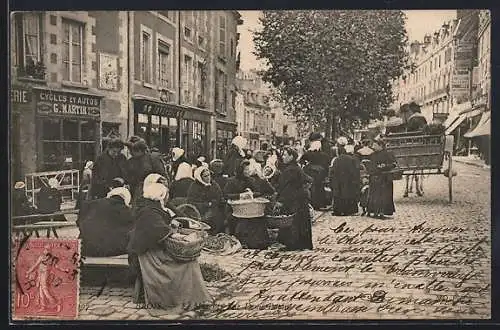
235,69 -> 299,150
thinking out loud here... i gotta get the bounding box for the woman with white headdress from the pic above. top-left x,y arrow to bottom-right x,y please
300,132 -> 330,210
38,178 -> 63,215
187,166 -> 224,234
170,162 -> 195,200
223,135 -> 247,177
127,183 -> 211,313
78,187 -> 134,257
171,147 -> 191,181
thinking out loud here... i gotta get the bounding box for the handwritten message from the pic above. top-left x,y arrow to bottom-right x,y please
201,221 -> 490,319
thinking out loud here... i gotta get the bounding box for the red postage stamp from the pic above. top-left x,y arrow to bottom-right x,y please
13,238 -> 81,320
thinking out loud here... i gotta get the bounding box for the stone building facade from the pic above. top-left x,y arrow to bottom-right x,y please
10,10 -> 243,183
10,11 -> 128,181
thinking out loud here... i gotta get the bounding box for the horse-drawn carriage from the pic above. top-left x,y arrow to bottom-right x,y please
384,131 -> 455,203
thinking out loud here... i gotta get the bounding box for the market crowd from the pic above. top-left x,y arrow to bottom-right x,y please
11,103 -> 436,314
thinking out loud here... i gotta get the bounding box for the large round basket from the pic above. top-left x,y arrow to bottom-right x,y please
160,228 -> 208,262
266,214 -> 295,229
227,198 -> 270,218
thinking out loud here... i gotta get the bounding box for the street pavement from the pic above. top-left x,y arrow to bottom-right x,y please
65,162 -> 491,320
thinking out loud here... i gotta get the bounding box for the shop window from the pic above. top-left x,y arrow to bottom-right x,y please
150,115 -> 161,149
182,119 -> 189,153
62,19 -> 84,83
40,118 -> 98,171
169,117 -> 178,150
63,119 -> 79,140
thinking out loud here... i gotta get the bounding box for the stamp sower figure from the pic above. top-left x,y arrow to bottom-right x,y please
25,244 -> 69,313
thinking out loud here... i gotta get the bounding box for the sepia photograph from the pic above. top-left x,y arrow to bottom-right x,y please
9,9 -> 492,321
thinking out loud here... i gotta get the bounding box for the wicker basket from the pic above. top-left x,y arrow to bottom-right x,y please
266,214 -> 295,229
228,198 -> 270,218
161,227 -> 208,262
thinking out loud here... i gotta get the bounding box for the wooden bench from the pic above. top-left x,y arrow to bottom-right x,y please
81,254 -> 129,268
13,221 -> 76,239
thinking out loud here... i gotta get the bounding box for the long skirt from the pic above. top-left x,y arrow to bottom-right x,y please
367,174 -> 395,216
137,249 -> 211,309
234,217 -> 270,250
277,203 -> 313,250
332,197 -> 359,216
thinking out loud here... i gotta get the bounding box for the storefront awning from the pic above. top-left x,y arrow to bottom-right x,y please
464,111 -> 490,138
445,113 -> 467,135
443,111 -> 460,128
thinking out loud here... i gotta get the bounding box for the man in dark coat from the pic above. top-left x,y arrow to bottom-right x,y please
126,139 -> 166,201
90,138 -> 129,199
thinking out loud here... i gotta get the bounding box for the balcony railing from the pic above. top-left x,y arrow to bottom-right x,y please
16,61 -> 46,81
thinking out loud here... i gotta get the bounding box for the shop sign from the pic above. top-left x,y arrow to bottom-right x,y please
451,74 -> 470,90
11,86 -> 31,104
36,90 -> 101,117
135,99 -> 183,118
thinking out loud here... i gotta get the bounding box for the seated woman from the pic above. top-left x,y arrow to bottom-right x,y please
170,162 -> 195,200
187,166 -> 225,234
127,183 -> 211,314
223,160 -> 269,249
12,181 -> 37,218
77,187 -> 134,257
249,159 -> 276,200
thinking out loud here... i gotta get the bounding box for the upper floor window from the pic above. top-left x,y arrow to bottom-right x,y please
62,19 -> 84,83
219,16 -> 226,57
140,28 -> 153,84
157,40 -> 172,89
14,13 -> 43,78
158,11 -> 176,23
230,38 -> 234,57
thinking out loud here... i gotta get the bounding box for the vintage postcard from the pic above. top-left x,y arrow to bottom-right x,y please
10,9 -> 491,321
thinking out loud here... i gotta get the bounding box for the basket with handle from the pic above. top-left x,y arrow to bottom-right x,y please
159,221 -> 208,262
227,197 -> 270,218
266,213 -> 295,229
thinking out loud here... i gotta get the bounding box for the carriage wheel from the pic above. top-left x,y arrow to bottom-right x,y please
447,152 -> 453,203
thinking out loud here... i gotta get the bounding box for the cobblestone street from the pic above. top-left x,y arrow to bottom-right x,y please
76,161 -> 490,320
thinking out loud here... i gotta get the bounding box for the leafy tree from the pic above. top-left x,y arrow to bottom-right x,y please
253,10 -> 409,139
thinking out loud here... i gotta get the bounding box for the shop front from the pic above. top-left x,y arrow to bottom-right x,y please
34,88 -> 103,173
182,108 -> 212,161
11,84 -> 33,181
216,120 -> 237,159
133,97 -> 185,155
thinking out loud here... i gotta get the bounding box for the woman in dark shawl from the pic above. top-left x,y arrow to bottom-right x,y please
222,136 -> 247,177
187,166 -> 225,234
366,139 -> 397,219
78,187 -> 134,257
209,159 -> 228,191
170,162 -> 195,200
276,147 -> 314,251
330,145 -> 360,216
127,183 -> 211,314
300,135 -> 330,210
223,159 -> 268,249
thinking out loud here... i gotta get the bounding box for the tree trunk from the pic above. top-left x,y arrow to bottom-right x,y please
325,111 -> 333,140
331,114 -> 338,141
